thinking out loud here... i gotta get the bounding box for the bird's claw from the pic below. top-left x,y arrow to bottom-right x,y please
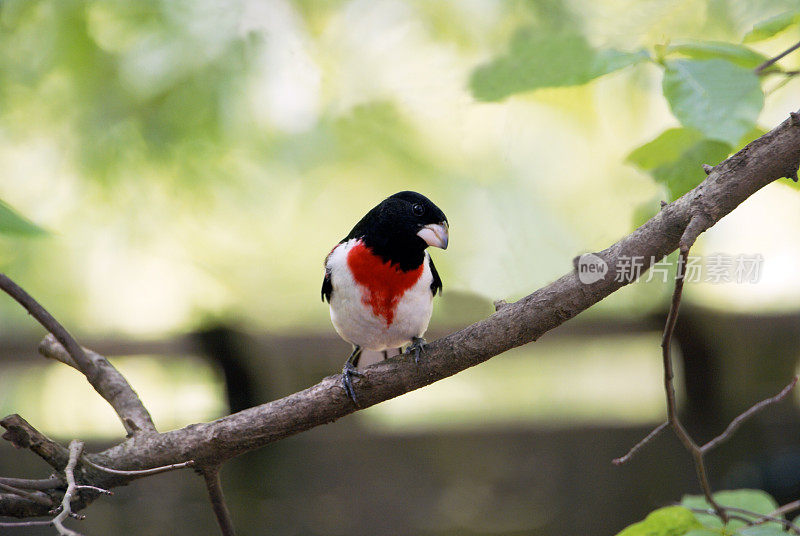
405,337 -> 427,364
342,362 -> 364,406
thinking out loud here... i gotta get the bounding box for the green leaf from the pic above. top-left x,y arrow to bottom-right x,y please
626,128 -> 731,201
665,41 -> 768,69
743,11 -> 800,43
615,505 -> 702,536
0,199 -> 47,236
470,25 -> 648,101
653,139 -> 732,200
683,530 -> 721,536
682,490 -> 780,531
627,128 -> 706,170
662,59 -> 764,145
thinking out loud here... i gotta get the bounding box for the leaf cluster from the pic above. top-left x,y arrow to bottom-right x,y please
616,489 -> 793,536
469,7 -> 800,220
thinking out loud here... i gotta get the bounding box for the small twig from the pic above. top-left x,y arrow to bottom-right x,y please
75,485 -> 113,496
690,507 -> 800,534
772,500 -> 800,518
0,274 -> 96,379
620,234 -> 800,526
201,465 -> 237,536
660,244 -> 727,520
701,377 -> 798,452
52,440 -> 85,536
612,421 -> 669,465
734,508 -> 800,533
81,456 -> 195,477
754,40 -> 800,75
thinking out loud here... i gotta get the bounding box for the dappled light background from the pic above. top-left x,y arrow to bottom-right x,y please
2,0 -> 800,534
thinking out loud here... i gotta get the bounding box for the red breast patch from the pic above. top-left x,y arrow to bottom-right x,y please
347,241 -> 423,326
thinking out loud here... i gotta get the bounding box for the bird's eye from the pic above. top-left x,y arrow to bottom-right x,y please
412,203 -> 425,216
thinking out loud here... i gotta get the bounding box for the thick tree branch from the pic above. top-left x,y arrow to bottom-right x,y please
2,110 -> 800,520
1,414 -> 70,471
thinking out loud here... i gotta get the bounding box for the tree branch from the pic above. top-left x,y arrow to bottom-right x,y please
0,275 -> 156,436
0,483 -> 53,507
701,376 -> 798,452
200,466 -> 236,536
755,40 -> 800,75
617,198 -> 799,524
1,414 -> 71,471
0,476 -> 62,491
660,245 -> 727,520
38,335 -> 156,436
80,456 -> 194,477
0,275 -> 96,379
612,421 -> 668,465
2,110 -> 800,521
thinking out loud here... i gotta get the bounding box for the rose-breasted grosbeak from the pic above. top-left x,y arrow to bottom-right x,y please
322,191 -> 449,405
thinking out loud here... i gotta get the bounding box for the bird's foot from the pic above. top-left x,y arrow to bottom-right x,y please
342,362 -> 364,406
405,336 -> 427,364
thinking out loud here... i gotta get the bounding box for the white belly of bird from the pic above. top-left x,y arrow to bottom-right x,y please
327,241 -> 434,351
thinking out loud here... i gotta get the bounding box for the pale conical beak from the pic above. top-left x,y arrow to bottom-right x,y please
417,222 -> 449,249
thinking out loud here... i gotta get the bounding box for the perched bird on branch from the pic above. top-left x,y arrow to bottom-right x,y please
322,191 -> 449,405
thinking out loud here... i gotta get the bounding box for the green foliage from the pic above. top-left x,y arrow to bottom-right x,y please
662,59 -> 763,146
681,489 -> 780,532
0,0 -> 796,331
616,490 -> 787,536
743,10 -> 800,43
0,199 -> 47,236
664,41 -> 767,69
616,506 -> 702,536
468,9 -> 790,215
0,0 -> 248,184
469,23 -> 647,101
627,128 -> 732,201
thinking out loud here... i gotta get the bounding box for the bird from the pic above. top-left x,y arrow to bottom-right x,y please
322,191 -> 449,405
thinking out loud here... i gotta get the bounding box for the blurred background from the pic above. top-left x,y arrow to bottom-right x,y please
1,0 -> 800,534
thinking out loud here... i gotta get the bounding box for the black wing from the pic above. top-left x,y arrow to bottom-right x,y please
322,270 -> 333,303
429,256 -> 442,296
